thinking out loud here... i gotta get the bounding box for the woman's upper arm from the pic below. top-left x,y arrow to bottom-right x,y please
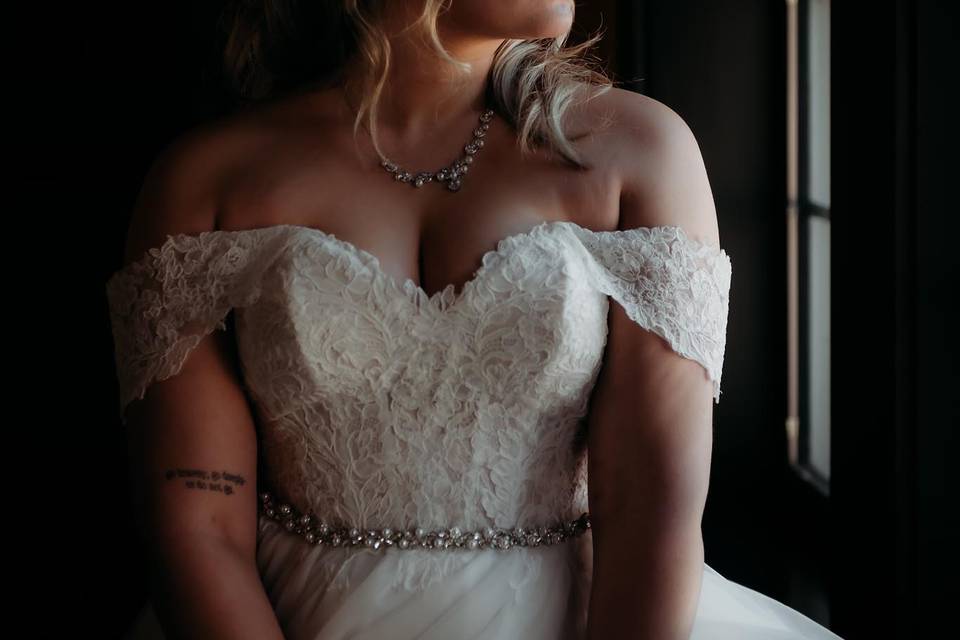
108,130 -> 261,560
586,294 -> 715,527
581,95 -> 732,638
586,93 -> 729,526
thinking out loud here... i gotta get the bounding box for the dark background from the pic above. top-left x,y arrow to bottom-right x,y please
17,1 -> 955,637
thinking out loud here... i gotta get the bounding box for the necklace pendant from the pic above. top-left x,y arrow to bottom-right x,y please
413,172 -> 433,188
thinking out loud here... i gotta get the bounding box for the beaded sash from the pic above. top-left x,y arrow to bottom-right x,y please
258,490 -> 591,551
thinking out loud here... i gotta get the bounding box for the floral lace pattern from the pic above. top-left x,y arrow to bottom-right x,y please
105,220 -> 731,590
569,223 -> 732,402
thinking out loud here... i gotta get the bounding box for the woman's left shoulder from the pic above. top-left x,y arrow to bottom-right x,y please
582,88 -> 719,244
576,87 -> 696,147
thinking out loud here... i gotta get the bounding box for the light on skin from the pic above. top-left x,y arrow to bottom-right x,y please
338,0 -> 576,145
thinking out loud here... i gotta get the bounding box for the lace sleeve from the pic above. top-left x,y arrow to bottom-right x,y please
574,225 -> 732,404
104,230 -> 269,425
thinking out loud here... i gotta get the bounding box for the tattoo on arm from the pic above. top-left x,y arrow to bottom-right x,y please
164,468 -> 247,495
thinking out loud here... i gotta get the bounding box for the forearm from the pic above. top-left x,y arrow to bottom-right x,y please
586,517 -> 704,640
146,533 -> 285,640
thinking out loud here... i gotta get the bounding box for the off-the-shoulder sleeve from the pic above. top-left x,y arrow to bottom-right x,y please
104,230 -> 272,424
572,225 -> 732,404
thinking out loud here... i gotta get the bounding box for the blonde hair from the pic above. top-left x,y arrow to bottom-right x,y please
220,0 -> 615,169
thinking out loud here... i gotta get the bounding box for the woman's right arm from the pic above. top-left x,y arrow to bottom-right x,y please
118,129 -> 285,640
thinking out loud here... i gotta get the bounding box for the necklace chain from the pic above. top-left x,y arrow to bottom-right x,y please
380,108 -> 495,192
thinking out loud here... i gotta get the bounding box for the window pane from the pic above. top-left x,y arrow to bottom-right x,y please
802,0 -> 831,486
808,0 -> 831,209
806,215 -> 830,481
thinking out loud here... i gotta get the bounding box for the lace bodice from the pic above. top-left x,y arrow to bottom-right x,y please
105,219 -> 732,535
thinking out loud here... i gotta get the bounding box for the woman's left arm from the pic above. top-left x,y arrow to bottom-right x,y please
585,95 -> 721,640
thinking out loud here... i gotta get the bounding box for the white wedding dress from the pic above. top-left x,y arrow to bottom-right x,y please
105,219 -> 842,639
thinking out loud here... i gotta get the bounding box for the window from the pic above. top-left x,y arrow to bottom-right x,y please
787,0 -> 830,494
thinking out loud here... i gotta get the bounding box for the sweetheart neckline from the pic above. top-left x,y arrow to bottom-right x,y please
109,218 -> 727,313
279,218 -> 577,310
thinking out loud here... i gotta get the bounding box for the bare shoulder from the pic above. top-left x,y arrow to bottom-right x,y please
584,87 -> 720,247
120,108 -> 267,265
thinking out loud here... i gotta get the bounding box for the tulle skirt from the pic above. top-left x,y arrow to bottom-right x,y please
122,516 -> 842,639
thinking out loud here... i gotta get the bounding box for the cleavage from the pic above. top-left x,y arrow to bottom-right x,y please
331,215 -> 552,300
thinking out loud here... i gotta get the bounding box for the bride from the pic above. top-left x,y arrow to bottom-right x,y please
105,1 -> 843,638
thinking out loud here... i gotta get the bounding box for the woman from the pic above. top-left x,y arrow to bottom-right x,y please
105,1 -> 843,638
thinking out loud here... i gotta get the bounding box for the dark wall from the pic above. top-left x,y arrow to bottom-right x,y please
18,2 -> 234,636
831,0 -> 956,638
914,2 -> 956,633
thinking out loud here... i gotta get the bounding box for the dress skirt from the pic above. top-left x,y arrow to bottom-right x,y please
122,515 -> 841,639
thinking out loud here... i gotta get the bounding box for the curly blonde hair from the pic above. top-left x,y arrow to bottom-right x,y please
219,0 -> 615,169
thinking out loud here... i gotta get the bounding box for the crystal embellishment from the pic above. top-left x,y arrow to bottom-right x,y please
258,490 -> 591,551
380,108 -> 495,192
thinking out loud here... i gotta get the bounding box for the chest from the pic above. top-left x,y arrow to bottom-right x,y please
216,119 -> 620,300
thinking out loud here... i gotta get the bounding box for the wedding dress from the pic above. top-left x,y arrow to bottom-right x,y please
105,219 -> 842,639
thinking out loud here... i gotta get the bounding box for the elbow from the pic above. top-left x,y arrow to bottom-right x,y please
588,452 -> 711,541
586,512 -> 705,640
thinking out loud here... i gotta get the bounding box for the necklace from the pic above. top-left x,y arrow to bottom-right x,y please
380,108 -> 495,192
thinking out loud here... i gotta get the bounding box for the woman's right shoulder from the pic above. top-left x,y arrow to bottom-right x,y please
121,108 -> 270,266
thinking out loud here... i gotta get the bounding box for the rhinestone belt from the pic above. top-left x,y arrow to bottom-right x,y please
258,490 -> 591,551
